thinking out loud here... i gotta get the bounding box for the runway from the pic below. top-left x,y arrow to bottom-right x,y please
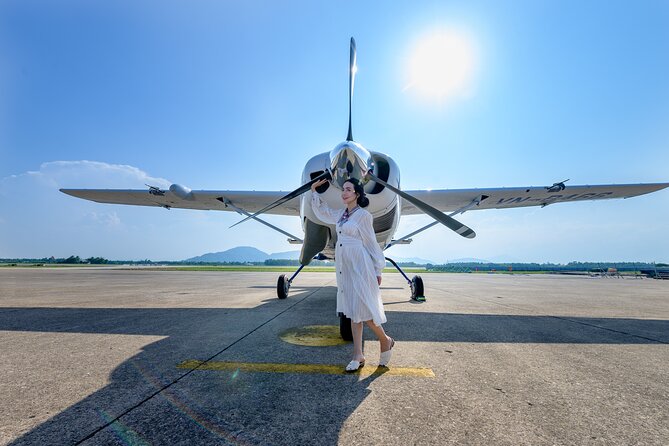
1,268 -> 667,445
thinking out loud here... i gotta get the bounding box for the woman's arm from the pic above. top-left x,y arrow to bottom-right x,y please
310,179 -> 341,224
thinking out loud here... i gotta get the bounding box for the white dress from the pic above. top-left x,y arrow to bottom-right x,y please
311,194 -> 387,326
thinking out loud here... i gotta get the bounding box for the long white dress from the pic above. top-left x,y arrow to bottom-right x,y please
311,194 -> 387,326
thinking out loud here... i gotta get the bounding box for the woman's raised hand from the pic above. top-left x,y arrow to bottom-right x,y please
311,178 -> 328,192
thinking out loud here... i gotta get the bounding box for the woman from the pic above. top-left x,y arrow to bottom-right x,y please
311,177 -> 395,371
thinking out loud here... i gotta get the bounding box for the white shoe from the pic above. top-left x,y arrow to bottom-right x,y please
379,337 -> 395,367
345,360 -> 365,373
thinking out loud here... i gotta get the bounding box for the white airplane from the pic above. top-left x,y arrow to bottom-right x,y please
62,38 -> 668,333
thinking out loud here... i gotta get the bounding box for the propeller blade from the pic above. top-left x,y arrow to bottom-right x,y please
367,172 -> 476,239
347,37 -> 357,142
230,171 -> 332,228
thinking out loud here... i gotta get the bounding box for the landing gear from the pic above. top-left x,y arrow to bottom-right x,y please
411,275 -> 424,301
277,274 -> 289,299
385,257 -> 426,302
276,264 -> 306,299
339,313 -> 353,341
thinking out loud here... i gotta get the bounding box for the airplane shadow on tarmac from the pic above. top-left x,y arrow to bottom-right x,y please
2,285 -> 668,445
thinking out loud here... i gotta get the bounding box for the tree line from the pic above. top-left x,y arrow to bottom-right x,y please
2,257 -> 666,271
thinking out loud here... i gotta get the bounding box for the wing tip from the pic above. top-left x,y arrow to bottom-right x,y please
59,188 -> 78,197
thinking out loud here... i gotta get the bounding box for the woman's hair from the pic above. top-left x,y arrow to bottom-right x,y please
344,178 -> 370,208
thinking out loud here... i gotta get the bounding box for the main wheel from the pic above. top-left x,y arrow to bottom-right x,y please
411,275 -> 425,301
339,313 -> 353,341
277,274 -> 289,299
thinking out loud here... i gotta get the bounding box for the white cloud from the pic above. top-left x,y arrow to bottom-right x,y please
0,160 -> 302,260
2,160 -> 171,189
0,161 -> 172,258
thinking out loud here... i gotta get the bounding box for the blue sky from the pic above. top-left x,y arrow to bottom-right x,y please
1,1 -> 668,263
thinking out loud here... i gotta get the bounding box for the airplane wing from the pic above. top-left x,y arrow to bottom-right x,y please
401,183 -> 669,215
60,188 -> 301,216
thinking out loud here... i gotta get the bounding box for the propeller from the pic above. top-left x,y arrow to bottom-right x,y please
366,171 -> 476,239
347,37 -> 357,142
230,170 -> 332,228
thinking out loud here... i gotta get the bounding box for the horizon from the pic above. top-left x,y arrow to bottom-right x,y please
3,243 -> 666,267
2,2 -> 668,263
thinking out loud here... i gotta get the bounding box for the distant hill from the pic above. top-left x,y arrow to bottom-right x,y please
185,246 -> 438,265
447,257 -> 492,264
268,250 -> 300,260
185,246 -> 300,263
393,256 -> 438,265
445,256 -> 525,264
185,246 -> 270,263
488,255 -> 524,263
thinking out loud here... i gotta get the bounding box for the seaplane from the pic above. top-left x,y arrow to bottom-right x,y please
61,38 -> 669,339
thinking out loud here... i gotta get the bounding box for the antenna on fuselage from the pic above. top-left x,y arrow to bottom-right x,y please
347,37 -> 357,142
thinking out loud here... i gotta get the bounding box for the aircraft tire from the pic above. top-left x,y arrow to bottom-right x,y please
339,313 -> 353,341
411,275 -> 424,300
277,274 -> 289,299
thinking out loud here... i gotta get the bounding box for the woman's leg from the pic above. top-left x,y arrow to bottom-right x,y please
365,320 -> 392,352
351,321 -> 365,362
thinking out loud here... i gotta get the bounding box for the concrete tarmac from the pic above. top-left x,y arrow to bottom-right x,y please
0,268 -> 667,445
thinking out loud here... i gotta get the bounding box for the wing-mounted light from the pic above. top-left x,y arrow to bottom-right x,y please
329,141 -> 374,189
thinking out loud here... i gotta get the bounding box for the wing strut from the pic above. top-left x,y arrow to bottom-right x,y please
218,198 -> 303,244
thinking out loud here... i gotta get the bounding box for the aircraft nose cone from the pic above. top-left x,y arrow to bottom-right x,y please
329,141 -> 373,189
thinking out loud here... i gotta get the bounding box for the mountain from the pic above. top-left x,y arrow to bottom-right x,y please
267,250 -> 300,260
488,255 -> 524,263
184,246 -> 437,265
185,246 -> 301,263
185,246 -> 269,263
446,257 -> 492,264
185,246 -> 436,265
393,256 -> 438,265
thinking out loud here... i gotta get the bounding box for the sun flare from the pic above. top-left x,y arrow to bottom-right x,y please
406,31 -> 475,100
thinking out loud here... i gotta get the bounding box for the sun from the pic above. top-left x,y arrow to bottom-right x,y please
406,31 -> 476,100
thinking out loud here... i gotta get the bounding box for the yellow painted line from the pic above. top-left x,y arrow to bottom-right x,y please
177,360 -> 435,378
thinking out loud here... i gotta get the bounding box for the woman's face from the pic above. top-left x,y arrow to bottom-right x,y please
341,182 -> 358,206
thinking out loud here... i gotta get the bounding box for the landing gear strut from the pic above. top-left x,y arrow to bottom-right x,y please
385,257 -> 426,302
276,264 -> 306,299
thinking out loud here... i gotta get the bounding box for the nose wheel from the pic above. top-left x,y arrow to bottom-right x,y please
277,274 -> 289,299
410,275 -> 425,302
276,264 -> 306,299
